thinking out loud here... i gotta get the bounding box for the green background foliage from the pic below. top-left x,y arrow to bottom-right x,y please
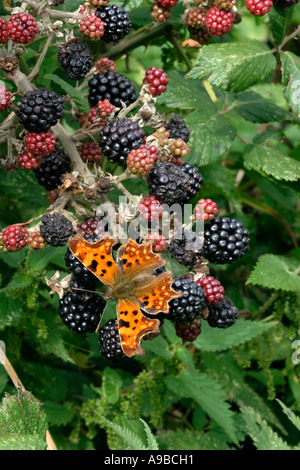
0,0 -> 300,451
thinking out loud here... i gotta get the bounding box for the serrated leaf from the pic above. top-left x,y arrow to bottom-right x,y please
0,293 -> 22,330
234,91 -> 299,123
241,406 -> 291,450
194,319 -> 277,353
244,136 -> 300,182
165,370 -> 237,442
276,400 -> 300,432
157,428 -> 230,450
43,74 -> 90,113
159,71 -> 236,165
28,246 -> 60,272
281,51 -> 300,117
269,5 -> 295,45
99,415 -> 148,450
140,419 -> 159,450
0,434 -> 47,451
247,254 -> 300,292
188,41 -> 276,93
142,334 -> 172,359
43,401 -> 74,427
0,271 -> 32,293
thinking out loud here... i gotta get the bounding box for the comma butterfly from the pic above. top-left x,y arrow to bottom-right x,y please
68,235 -> 180,358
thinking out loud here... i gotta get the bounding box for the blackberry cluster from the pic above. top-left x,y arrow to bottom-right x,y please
168,230 -> 202,267
202,217 -> 249,264
96,5 -> 131,43
175,316 -> 202,342
148,162 -> 203,205
58,41 -> 92,81
88,71 -> 137,108
58,283 -> 106,334
168,277 -> 205,323
166,114 -> 190,142
33,148 -> 71,190
98,319 -> 125,361
40,213 -> 74,247
207,297 -> 239,328
99,118 -> 145,166
17,88 -> 64,133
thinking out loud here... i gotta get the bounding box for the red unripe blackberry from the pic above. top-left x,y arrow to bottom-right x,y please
170,138 -> 190,158
205,6 -> 235,36
245,0 -> 273,15
0,232 -> 8,253
156,0 -> 179,7
79,14 -> 105,40
0,85 -> 11,111
212,0 -> 236,9
194,198 -> 218,222
186,6 -> 206,29
98,318 -> 125,361
144,67 -> 169,96
97,99 -> 114,117
2,225 -> 29,251
127,144 -> 158,175
79,142 -> 102,165
197,275 -> 224,304
152,126 -> 170,146
27,231 -> 46,250
95,58 -> 116,74
79,107 -> 103,129
145,232 -> 167,252
18,148 -> 42,170
78,217 -> 106,240
0,18 -> 9,44
24,131 -> 56,157
139,195 -> 163,221
188,25 -> 213,45
175,316 -> 202,342
170,156 -> 184,166
7,13 -> 38,44
207,297 -> 239,328
150,3 -> 172,23
168,277 -> 206,323
88,0 -> 110,5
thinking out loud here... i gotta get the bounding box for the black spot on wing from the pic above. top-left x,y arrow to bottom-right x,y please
119,319 -> 130,328
88,259 -> 98,272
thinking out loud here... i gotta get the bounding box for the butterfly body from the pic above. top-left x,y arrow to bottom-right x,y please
68,234 -> 180,357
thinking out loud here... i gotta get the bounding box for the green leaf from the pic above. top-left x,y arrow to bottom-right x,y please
28,246 -> 61,272
140,419 -> 159,450
276,399 -> 300,432
122,0 -> 144,11
0,293 -> 22,330
0,390 -> 48,451
142,334 -> 173,359
0,271 -> 32,293
159,71 -> 236,165
281,51 -> 300,117
269,5 -> 295,44
194,319 -> 277,353
165,370 -> 237,442
43,401 -> 74,427
98,416 -> 148,450
247,254 -> 300,292
43,74 -> 90,113
157,428 -> 230,450
188,41 -> 276,93
234,91 -> 299,123
244,134 -> 300,182
241,406 -> 291,450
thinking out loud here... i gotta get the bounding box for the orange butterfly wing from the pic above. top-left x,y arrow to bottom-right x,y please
117,239 -> 165,279
117,298 -> 160,357
68,235 -> 121,287
133,271 -> 181,314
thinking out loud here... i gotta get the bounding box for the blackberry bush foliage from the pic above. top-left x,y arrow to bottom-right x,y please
0,0 -> 299,453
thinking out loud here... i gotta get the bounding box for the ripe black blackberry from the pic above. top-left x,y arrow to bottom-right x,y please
65,248 -> 98,288
166,114 -> 191,143
207,297 -> 239,328
273,0 -> 298,4
88,71 -> 137,108
202,217 -> 249,264
99,118 -> 145,166
148,162 -> 203,205
58,40 -> 92,81
40,213 -> 74,246
33,148 -> 71,190
96,5 -> 131,43
58,286 -> 106,334
98,318 -> 125,361
17,88 -> 64,132
168,277 -> 205,323
168,230 -> 202,267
